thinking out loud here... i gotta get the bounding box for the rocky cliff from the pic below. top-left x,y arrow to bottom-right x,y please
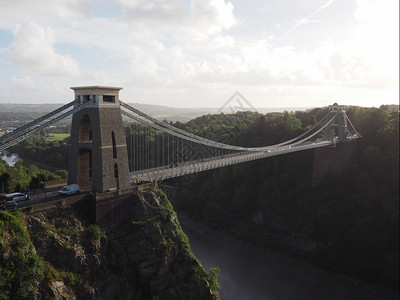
0,189 -> 219,299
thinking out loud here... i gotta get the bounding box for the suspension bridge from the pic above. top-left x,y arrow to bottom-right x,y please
0,86 -> 360,194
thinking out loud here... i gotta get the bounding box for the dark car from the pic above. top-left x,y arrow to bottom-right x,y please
0,200 -> 18,211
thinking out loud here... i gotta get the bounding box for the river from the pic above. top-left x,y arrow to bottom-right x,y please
180,216 -> 397,300
0,152 -> 19,167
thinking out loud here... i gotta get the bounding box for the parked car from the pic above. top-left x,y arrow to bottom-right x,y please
59,184 -> 80,195
0,200 -> 18,211
4,192 -> 29,202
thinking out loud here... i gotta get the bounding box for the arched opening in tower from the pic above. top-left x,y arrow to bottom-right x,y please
78,148 -> 92,188
79,114 -> 92,142
329,122 -> 339,139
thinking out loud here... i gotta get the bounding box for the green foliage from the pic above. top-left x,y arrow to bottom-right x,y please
85,224 -> 106,240
30,168 -> 62,186
45,133 -> 70,142
133,189 -> 220,296
208,267 -> 220,297
174,225 -> 215,291
0,211 -> 44,299
41,261 -> 84,294
54,169 -> 68,179
174,105 -> 399,289
0,157 -> 62,193
157,189 -> 177,221
11,133 -> 69,170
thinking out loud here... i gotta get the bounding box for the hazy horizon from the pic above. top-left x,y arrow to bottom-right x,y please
0,101 -> 398,110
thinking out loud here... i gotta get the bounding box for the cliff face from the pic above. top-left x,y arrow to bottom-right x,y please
311,142 -> 357,187
1,189 -> 218,299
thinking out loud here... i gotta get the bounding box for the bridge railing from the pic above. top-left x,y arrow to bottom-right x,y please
130,140 -> 334,182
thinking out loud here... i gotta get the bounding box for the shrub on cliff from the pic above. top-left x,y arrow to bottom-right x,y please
0,211 -> 44,299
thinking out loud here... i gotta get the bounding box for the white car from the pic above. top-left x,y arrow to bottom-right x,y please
59,184 -> 80,195
4,192 -> 29,202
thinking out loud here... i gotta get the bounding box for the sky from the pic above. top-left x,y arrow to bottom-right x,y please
0,0 -> 398,108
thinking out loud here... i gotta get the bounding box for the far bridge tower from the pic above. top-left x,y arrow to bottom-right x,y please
324,104 -> 348,142
68,86 -> 130,193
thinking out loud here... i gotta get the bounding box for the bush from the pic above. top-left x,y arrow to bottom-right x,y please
0,211 -> 44,299
85,224 -> 105,240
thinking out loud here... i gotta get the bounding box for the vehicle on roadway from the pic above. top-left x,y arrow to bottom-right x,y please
0,200 -> 18,211
59,184 -> 80,195
2,192 -> 29,202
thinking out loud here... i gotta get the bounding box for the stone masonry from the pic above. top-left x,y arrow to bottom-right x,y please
68,86 -> 130,193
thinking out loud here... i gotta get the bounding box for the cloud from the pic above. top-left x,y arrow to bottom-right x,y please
9,23 -> 80,77
0,0 -> 397,107
118,0 -> 237,37
289,0 -> 335,32
190,0 -> 237,33
352,0 -> 399,72
314,0 -> 400,90
0,0 -> 91,24
9,75 -> 35,88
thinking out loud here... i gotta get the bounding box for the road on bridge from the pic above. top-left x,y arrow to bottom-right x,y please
131,140 -> 334,182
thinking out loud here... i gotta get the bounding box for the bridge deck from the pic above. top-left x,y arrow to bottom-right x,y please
130,140 -> 334,182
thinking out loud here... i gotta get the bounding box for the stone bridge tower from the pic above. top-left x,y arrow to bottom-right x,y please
68,86 -> 130,193
324,104 -> 348,142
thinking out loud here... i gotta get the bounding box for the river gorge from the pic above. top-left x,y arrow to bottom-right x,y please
180,216 -> 397,300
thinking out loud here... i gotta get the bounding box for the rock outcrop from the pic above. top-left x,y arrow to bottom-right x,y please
1,189 -> 219,299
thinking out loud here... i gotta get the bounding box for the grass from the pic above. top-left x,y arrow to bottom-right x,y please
45,133 -> 70,141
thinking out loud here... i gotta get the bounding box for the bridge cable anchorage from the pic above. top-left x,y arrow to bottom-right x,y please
0,97 -> 96,152
120,101 -> 335,151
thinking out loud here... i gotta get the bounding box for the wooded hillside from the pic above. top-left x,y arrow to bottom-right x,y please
173,105 -> 399,289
